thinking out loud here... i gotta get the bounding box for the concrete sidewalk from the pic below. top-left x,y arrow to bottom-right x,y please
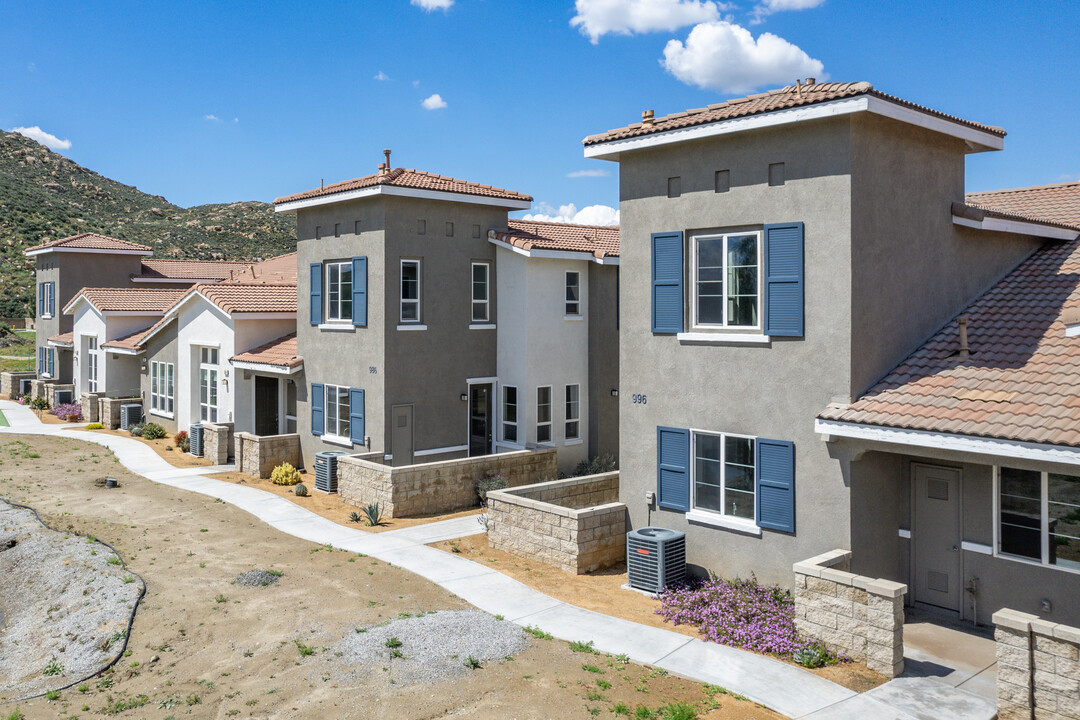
0,400 -> 996,719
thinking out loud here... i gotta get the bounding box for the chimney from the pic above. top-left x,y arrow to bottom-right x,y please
805,77 -> 816,85
795,78 -> 803,97
957,316 -> 970,359
377,162 -> 387,177
320,178 -> 324,189
384,148 -> 392,170
642,110 -> 654,127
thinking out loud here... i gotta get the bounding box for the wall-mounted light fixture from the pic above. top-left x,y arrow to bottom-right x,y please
610,388 -> 619,397
460,393 -> 468,402
140,358 -> 148,372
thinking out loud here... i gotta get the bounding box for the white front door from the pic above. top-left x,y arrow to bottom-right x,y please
86,337 -> 99,393
199,347 -> 219,422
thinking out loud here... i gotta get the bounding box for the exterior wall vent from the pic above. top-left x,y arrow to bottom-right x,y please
120,403 -> 143,430
54,389 -> 73,405
627,527 -> 686,593
19,379 -> 32,395
315,450 -> 348,493
189,423 -> 204,457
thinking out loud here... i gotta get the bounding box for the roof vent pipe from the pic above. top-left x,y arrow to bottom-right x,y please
384,148 -> 391,170
642,110 -> 654,127
958,316 -> 970,359
805,77 -> 816,85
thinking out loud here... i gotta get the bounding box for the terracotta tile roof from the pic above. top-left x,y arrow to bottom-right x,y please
231,252 -> 299,284
64,288 -> 188,314
274,168 -> 532,205
101,322 -> 163,351
185,283 -> 297,315
230,332 -> 302,370
135,258 -> 250,281
583,81 -> 1005,147
820,235 -> 1080,448
25,232 -> 152,254
47,332 -> 73,347
966,181 -> 1080,230
491,220 -> 620,259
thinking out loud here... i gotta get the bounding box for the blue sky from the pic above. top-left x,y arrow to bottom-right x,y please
2,0 -> 1078,224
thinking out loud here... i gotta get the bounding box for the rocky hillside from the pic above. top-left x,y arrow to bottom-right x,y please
0,129 -> 296,317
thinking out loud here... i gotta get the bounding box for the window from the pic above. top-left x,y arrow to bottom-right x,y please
86,337 -> 99,393
565,384 -> 580,440
502,386 -> 518,442
565,271 -> 581,316
472,262 -> 490,322
325,261 -> 353,322
324,384 -> 350,439
715,169 -> 730,193
199,347 -> 219,422
39,282 -> 55,317
998,467 -> 1080,571
667,176 -> 681,198
400,260 -> 421,323
150,361 -> 174,415
692,232 -> 760,329
769,162 -> 785,187
692,431 -> 755,521
536,386 -> 552,444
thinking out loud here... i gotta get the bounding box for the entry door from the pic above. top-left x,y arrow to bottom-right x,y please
254,376 -> 279,436
913,464 -> 962,612
392,405 -> 414,467
469,384 -> 492,457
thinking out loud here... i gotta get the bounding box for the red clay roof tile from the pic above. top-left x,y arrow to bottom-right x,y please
275,168 -> 531,206
491,220 -> 620,259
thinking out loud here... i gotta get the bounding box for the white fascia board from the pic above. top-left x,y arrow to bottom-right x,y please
584,95 -> 1004,160
102,346 -> 144,356
487,236 -> 619,265
101,311 -> 167,317
231,312 -> 296,320
1066,324 -> 1080,338
130,276 -> 221,284
815,418 -> 1080,468
47,339 -> 73,349
230,360 -> 302,375
952,214 -> 1078,241
275,183 -> 532,213
25,247 -> 153,258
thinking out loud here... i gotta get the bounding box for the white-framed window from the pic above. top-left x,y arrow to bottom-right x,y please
400,259 -> 421,323
565,384 -> 580,440
325,260 -> 353,322
997,467 -> 1080,571
692,431 -> 756,522
324,383 -> 350,439
536,386 -> 552,444
472,262 -> 490,322
86,337 -> 99,393
502,385 -> 518,442
692,231 -> 761,329
150,361 -> 174,415
199,347 -> 219,422
39,282 -> 55,318
565,271 -> 581,316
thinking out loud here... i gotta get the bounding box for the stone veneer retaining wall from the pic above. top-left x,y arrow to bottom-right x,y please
235,432 -> 301,479
793,550 -> 908,678
1,372 -> 36,399
201,423 -> 234,465
97,396 -> 140,430
28,379 -> 53,401
80,392 -> 103,423
486,472 -> 625,574
337,448 -> 558,518
993,608 -> 1080,720
45,384 -> 74,407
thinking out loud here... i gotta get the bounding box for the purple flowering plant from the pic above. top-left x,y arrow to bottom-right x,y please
656,575 -> 847,664
50,403 -> 83,422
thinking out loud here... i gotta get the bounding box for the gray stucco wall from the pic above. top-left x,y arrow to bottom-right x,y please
139,318 -> 179,434
588,263 -> 619,461
616,117 -> 855,585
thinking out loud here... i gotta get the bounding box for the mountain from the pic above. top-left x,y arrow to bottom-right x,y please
0,129 -> 297,317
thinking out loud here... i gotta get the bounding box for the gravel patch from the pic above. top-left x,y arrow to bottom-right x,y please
0,500 -> 143,702
233,569 -> 283,587
334,610 -> 528,685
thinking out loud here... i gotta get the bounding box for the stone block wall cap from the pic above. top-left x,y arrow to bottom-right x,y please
792,561 -> 824,578
864,579 -> 907,598
820,567 -> 859,586
992,608 -> 1040,631
1030,618 -> 1058,637
1052,623 -> 1080,644
852,575 -> 876,590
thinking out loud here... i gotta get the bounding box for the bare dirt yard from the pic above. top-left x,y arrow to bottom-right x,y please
0,434 -> 783,720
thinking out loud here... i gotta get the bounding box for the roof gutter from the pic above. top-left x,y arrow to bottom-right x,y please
951,202 -> 1078,241
230,359 -> 304,375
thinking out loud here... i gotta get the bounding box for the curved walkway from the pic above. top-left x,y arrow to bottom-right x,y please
0,400 -> 912,719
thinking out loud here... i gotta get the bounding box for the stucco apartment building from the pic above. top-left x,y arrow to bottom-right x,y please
274,157 -> 620,473
585,80 -> 1080,625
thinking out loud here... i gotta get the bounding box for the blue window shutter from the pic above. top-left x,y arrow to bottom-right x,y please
351,257 -> 367,327
651,232 -> 684,334
48,348 -> 54,376
349,388 -> 365,444
48,282 -> 55,316
38,283 -> 44,316
38,347 -> 44,374
311,383 -> 324,436
657,426 -> 690,511
309,263 -> 323,326
764,222 -> 804,337
756,438 -> 795,532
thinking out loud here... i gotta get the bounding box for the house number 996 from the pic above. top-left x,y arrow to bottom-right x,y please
631,393 -> 647,404
369,366 -> 377,374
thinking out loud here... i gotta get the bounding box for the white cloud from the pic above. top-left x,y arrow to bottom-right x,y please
751,0 -> 825,23
413,80 -> 421,87
522,203 -> 620,226
421,93 -> 447,110
27,61 -> 36,72
661,20 -> 825,94
234,118 -> 239,123
374,70 -> 391,81
567,169 -> 611,178
411,0 -> 453,10
9,126 -> 71,151
204,114 -> 221,122
571,0 -> 724,44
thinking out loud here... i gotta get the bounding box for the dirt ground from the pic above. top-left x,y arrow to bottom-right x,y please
431,534 -> 886,694
83,426 -> 214,469
0,435 -> 783,720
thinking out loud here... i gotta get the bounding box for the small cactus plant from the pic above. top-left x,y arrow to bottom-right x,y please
294,483 -> 309,497
793,643 -> 828,668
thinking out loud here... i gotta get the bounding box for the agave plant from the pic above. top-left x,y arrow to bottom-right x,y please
361,503 -> 383,527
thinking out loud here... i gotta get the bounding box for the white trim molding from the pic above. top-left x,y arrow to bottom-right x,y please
953,214 -> 1077,241
275,184 -> 532,213
230,360 -> 303,376
686,510 -> 762,536
898,528 -> 912,539
816,418 -> 1080,468
25,247 -> 152,258
468,323 -> 496,330
396,324 -> 427,331
961,541 -> 992,555
677,332 -> 771,345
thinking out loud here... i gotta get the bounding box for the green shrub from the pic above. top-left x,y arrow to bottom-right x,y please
349,511 -> 363,523
270,462 -> 302,486
179,437 -> 190,453
293,483 -> 308,497
463,656 -> 481,669
793,643 -> 829,669
42,660 -> 63,676
573,454 -> 617,477
476,472 -> 508,503
86,423 -> 104,430
127,423 -> 145,437
28,396 -> 49,411
141,423 -> 166,440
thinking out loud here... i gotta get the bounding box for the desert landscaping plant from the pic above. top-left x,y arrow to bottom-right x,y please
174,430 -> 188,446
572,454 -> 617,477
127,423 -> 145,437
270,462 -> 302,486
475,472 -> 508,503
49,402 -> 82,421
349,511 -> 363,523
27,395 -> 49,411
293,482 -> 308,497
360,502 -> 383,526
86,422 -> 104,430
141,422 -> 166,440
